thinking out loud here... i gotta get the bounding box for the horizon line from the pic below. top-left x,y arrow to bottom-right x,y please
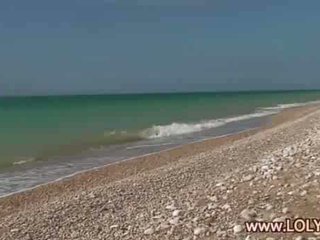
1,88 -> 320,98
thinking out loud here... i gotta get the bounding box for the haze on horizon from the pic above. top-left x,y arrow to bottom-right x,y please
0,0 -> 320,96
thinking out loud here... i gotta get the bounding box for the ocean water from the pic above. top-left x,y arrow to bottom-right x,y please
1,90 -> 320,196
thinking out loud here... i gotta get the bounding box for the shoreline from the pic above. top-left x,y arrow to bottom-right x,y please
2,104 -> 320,239
0,104 -> 317,217
0,101 -> 318,198
0,128 -> 258,200
0,104 -> 272,197
0,124 -> 262,218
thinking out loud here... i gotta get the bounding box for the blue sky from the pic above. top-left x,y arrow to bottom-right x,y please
0,0 -> 320,95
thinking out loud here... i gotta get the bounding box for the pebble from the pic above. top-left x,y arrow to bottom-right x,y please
110,225 -> 119,229
243,174 -> 254,182
88,192 -> 96,199
144,227 -> 154,235
300,190 -> 307,196
265,204 -> 273,211
233,225 -> 242,234
251,166 -> 258,172
158,222 -> 170,230
25,234 -> 32,240
282,207 -> 289,214
208,203 -> 217,210
222,203 -> 231,211
216,230 -> 227,237
240,209 -> 257,221
169,217 -> 180,225
294,236 -> 303,240
172,210 -> 181,217
216,182 -> 224,187
209,196 -> 218,202
193,227 -> 205,235
273,216 -> 286,222
166,204 -> 177,210
314,171 -> 320,176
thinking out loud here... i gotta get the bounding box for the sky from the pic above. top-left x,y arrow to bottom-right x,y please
0,0 -> 320,96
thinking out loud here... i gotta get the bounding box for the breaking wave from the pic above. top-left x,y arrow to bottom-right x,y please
104,100 -> 320,141
141,109 -> 278,139
261,100 -> 320,111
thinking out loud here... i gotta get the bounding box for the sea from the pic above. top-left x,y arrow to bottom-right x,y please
1,90 -> 320,197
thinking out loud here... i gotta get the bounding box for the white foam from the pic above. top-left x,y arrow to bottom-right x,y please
141,99 -> 320,139
0,128 -> 258,199
223,110 -> 278,123
104,100 -> 320,140
142,110 -> 277,139
126,142 -> 174,150
12,157 -> 35,165
261,100 -> 320,111
143,120 -> 225,138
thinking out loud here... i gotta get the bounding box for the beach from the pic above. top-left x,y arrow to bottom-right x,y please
1,104 -> 320,240
2,91 -> 320,197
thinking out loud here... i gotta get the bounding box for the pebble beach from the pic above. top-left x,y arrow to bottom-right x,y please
1,105 -> 320,240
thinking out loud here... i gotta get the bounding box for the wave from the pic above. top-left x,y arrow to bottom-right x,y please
12,157 -> 35,165
9,100 -> 316,169
141,110 -> 277,139
261,100 -> 320,111
126,142 -> 174,150
141,120 -> 226,138
141,100 -> 320,139
103,100 -> 320,141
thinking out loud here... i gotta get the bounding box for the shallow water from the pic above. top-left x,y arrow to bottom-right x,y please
1,91 -> 320,169
0,116 -> 267,197
1,91 -> 320,196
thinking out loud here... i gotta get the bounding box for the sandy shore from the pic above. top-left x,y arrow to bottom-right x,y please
1,105 -> 320,240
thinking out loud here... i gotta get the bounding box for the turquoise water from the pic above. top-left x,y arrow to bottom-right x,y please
1,90 -> 320,169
